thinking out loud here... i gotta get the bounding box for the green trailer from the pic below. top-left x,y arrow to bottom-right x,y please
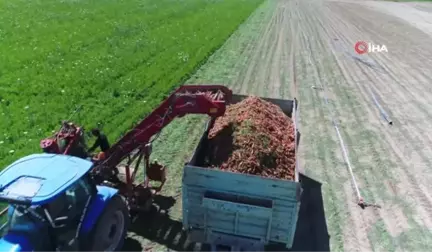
182,95 -> 302,251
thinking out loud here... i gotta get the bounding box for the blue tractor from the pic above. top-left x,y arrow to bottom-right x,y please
0,85 -> 234,251
0,154 -> 129,251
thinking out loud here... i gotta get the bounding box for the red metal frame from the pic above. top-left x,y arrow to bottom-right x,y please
40,124 -> 84,156
100,85 -> 231,168
41,84 -> 232,210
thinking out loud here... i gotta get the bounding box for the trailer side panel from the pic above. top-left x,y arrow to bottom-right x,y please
182,165 -> 301,247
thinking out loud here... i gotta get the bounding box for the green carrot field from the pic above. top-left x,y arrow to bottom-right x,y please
2,0 -> 432,251
0,0 -> 263,168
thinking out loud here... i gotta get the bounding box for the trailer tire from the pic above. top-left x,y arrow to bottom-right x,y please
86,194 -> 130,251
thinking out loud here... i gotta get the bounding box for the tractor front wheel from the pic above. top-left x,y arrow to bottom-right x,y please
87,194 -> 130,251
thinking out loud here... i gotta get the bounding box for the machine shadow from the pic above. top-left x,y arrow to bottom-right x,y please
123,194 -> 209,251
295,174 -> 330,251
123,174 -> 329,252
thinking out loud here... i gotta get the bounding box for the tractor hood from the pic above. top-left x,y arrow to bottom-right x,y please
0,233 -> 32,252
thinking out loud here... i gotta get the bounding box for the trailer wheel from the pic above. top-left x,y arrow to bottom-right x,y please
87,194 -> 130,251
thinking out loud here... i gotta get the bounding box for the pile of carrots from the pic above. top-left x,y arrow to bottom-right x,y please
206,96 -> 296,180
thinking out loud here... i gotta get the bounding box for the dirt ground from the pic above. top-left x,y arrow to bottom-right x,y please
124,0 -> 432,251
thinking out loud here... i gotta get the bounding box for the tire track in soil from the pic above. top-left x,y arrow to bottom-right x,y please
291,4 -> 319,177
346,65 -> 432,231
338,54 -> 432,246
322,44 -> 412,243
362,49 -> 432,233
278,4 -> 293,100
329,2 -> 432,128
226,0 -> 278,93
296,29 -> 347,252
306,0 -> 432,249
324,1 -> 432,233
256,10 -> 280,97
267,3 -> 286,98
323,4 -> 432,168
294,0 -> 432,250
294,3 -> 377,251
330,0 -> 432,241
248,5 -> 281,96
327,0 -> 404,192
263,1 -> 431,250
233,0 -> 293,99
332,2 -> 432,146
237,4 -> 279,96
290,2 -> 351,251
324,45 -> 426,237
319,0 -> 407,197
289,20 -> 298,100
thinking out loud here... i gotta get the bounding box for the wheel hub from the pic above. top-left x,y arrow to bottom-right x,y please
102,210 -> 125,251
109,225 -> 117,239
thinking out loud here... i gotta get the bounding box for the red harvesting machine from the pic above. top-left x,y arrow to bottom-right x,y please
40,122 -> 88,159
39,84 -> 232,212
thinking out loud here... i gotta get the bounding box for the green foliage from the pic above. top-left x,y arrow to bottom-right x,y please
0,0 -> 263,168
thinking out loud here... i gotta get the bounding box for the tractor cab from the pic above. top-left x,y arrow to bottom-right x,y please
0,154 -> 97,251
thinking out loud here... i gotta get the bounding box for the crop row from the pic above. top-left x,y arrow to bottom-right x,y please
0,0 -> 264,168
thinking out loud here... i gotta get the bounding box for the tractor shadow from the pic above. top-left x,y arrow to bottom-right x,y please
123,194 -> 208,251
267,174 -> 330,251
123,174 -> 330,251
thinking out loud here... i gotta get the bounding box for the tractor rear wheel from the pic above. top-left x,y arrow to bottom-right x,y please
87,194 -> 130,251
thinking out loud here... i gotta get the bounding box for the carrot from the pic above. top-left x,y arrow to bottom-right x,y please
206,96 -> 296,181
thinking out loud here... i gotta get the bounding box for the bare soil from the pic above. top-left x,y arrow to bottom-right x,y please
124,0 -> 432,251
254,0 -> 432,250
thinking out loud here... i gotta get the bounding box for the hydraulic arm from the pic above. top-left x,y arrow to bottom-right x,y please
40,84 -> 232,211
92,85 -> 232,186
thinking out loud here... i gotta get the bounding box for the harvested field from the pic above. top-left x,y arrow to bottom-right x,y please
2,0 -> 432,251
141,0 -> 432,251
205,96 -> 296,180
0,0 -> 263,168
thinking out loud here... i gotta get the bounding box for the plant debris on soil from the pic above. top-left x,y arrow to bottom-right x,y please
205,96 -> 296,180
